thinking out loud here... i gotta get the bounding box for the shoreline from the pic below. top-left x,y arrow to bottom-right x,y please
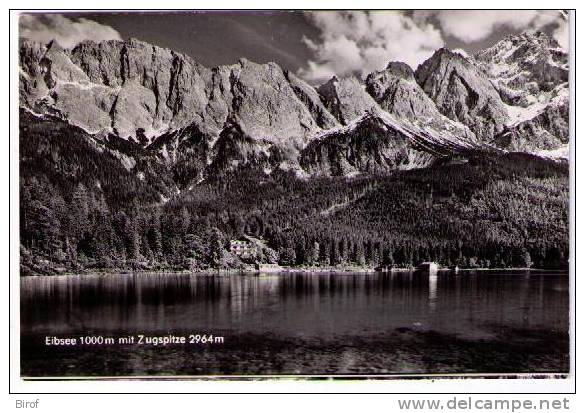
19,266 -> 568,277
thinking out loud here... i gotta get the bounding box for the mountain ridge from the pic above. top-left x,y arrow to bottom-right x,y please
19,31 -> 569,183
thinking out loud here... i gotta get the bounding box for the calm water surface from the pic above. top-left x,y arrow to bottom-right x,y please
21,271 -> 569,377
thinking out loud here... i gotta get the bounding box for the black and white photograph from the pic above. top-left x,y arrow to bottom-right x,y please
13,8 -> 573,385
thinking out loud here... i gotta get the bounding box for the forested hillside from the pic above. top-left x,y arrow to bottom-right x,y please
20,111 -> 569,275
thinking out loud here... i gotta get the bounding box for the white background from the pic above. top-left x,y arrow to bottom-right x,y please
2,0 -> 581,409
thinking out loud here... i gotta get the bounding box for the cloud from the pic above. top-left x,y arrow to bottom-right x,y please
299,11 -> 444,83
552,11 -> 569,49
553,20 -> 569,49
417,10 -> 568,48
19,13 -> 122,49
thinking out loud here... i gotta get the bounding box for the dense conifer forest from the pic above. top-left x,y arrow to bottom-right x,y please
20,112 -> 569,275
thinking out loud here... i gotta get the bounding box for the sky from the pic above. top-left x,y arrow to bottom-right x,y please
19,10 -> 569,84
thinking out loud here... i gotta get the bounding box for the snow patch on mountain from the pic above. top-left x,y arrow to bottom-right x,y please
535,144 -> 569,160
504,85 -> 568,127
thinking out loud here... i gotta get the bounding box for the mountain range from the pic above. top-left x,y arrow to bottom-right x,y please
20,30 -> 569,188
18,29 -> 570,274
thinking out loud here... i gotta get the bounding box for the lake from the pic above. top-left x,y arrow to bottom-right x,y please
20,270 -> 569,377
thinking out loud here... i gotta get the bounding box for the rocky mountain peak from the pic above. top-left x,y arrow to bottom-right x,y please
474,30 -> 568,107
384,61 -> 415,81
45,39 -> 64,52
415,46 -> 509,141
365,58 -> 476,144
317,75 -> 379,125
474,30 -> 566,70
431,47 -> 474,66
366,62 -> 433,119
470,30 -> 569,154
222,57 -> 320,144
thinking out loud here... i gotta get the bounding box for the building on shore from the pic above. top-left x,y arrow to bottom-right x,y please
417,262 -> 439,272
229,240 -> 257,258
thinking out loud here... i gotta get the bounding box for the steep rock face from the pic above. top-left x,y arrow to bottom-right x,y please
20,38 -> 214,137
19,38 -> 329,179
20,39 -> 322,147
147,59 -> 323,178
366,61 -> 476,145
70,38 -> 214,134
19,40 -> 115,132
284,71 -> 340,129
227,59 -> 320,144
415,48 -> 509,141
19,40 -> 48,107
366,62 -> 435,120
317,76 -> 380,125
474,31 -> 568,106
